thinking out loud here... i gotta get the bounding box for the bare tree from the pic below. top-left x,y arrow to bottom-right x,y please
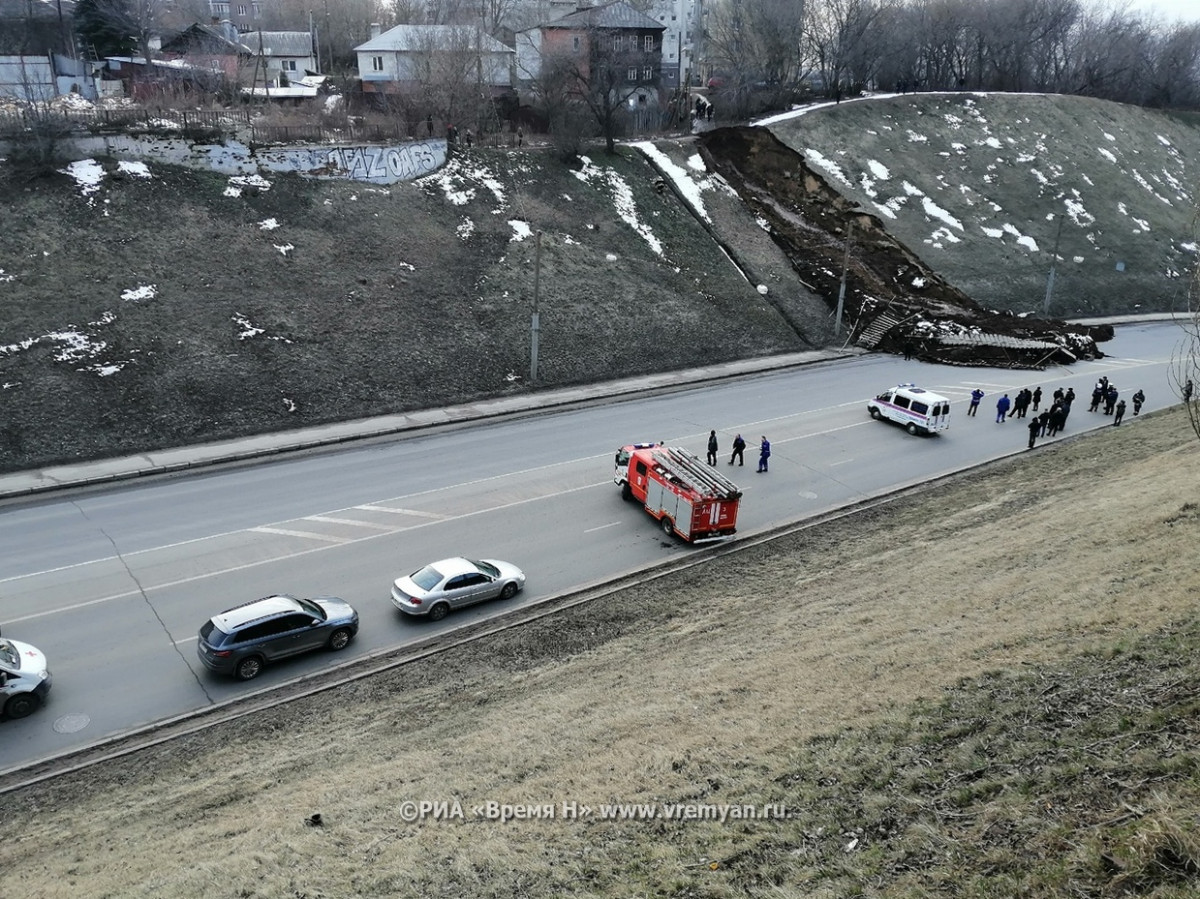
806,0 -> 892,99
81,0 -> 173,68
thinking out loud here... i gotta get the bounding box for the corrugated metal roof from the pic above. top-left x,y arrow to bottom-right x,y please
355,24 -> 514,54
539,1 -> 665,32
245,31 -> 314,58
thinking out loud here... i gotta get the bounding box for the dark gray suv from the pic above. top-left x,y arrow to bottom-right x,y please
197,594 -> 359,681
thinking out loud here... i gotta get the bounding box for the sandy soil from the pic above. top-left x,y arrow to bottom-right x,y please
1,408 -> 1198,898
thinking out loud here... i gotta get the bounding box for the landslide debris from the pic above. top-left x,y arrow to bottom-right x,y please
699,126 -> 1112,368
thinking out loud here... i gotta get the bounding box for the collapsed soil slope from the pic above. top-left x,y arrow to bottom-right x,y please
3,409 -> 1197,897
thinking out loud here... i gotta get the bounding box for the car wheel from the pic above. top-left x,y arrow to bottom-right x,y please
235,656 -> 264,680
427,602 -> 450,622
906,422 -> 918,435
870,407 -> 881,419
661,516 -> 674,537
621,481 -> 633,501
327,628 -> 352,651
500,582 -> 519,600
4,692 -> 40,719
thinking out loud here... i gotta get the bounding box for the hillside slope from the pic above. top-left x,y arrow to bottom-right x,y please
757,92 -> 1200,317
0,149 -> 824,474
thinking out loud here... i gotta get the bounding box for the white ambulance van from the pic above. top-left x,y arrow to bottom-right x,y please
867,384 -> 951,436
0,627 -> 52,719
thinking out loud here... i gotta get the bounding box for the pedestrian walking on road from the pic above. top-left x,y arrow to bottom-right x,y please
995,394 -> 1011,423
1104,386 -> 1118,415
1032,386 -> 1042,411
756,436 -> 771,473
729,433 -> 746,466
1038,409 -> 1050,437
1132,389 -> 1145,415
968,388 -> 984,417
706,430 -> 719,465
1114,400 -> 1126,426
1027,416 -> 1040,449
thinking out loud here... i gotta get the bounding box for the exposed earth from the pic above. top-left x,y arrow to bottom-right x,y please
2,407 -> 1198,897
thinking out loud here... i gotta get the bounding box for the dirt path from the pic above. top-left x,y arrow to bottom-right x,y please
3,409 -> 1198,898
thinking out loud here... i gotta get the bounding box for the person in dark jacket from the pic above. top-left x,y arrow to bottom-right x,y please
729,434 -> 746,466
1032,386 -> 1042,411
706,430 -> 719,465
756,436 -> 771,473
1132,389 -> 1145,415
1113,399 -> 1126,425
1104,386 -> 1118,415
1027,416 -> 1040,449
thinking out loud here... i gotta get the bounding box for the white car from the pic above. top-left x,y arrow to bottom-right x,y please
391,557 -> 526,621
0,628 -> 52,719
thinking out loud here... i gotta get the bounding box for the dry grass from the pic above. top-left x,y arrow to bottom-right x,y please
3,409 -> 1199,898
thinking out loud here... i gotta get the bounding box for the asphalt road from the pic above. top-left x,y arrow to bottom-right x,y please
0,321 -> 1184,772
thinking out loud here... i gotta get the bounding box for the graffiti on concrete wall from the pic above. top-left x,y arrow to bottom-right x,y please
36,135 -> 447,185
322,142 -> 443,182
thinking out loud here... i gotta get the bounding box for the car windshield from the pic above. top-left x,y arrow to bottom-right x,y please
472,560 -> 499,577
410,565 -> 446,591
0,639 -> 18,668
294,596 -> 327,620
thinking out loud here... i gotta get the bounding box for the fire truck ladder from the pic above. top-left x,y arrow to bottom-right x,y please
651,447 -> 744,500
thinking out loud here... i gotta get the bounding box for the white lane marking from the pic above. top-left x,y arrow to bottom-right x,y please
250,526 -> 354,543
356,504 -> 448,519
174,635 -> 199,645
829,458 -> 855,466
5,480 -> 613,624
307,515 -> 397,531
584,521 -> 622,533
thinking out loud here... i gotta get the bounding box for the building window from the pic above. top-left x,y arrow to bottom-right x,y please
282,59 -> 297,71
236,4 -> 248,16
252,2 -> 261,15
572,35 -> 580,52
644,34 -> 654,52
371,56 -> 383,71
613,35 -> 622,52
627,67 -> 636,81
212,1 -> 229,14
643,66 -> 653,80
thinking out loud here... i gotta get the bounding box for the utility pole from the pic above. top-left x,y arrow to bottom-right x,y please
834,220 -> 854,339
310,10 -> 321,73
530,230 -> 542,383
1043,214 -> 1064,315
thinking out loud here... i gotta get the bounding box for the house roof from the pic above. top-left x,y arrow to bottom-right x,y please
160,23 -> 254,56
244,31 -> 314,58
536,1 -> 665,32
355,24 -> 514,55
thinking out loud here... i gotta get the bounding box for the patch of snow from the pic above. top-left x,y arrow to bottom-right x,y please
983,137 -> 1002,149
573,156 -> 662,256
980,226 -> 1004,238
804,149 -> 852,187
605,252 -> 618,261
0,268 -> 15,283
632,141 -> 711,222
117,160 -> 152,178
275,244 -> 294,256
509,219 -> 533,241
1064,198 -> 1093,226
906,131 -> 928,143
922,197 -> 962,230
61,159 -> 105,198
867,160 -> 890,180
121,284 -> 157,302
1073,256 -> 1085,263
258,218 -> 280,230
687,153 -> 706,171
456,217 -> 474,240
1097,147 -> 1117,164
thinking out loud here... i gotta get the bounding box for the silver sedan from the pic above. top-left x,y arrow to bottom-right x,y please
391,557 -> 526,621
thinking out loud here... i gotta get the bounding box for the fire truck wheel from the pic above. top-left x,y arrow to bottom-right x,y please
661,516 -> 674,537
621,481 -> 633,501
906,422 -> 919,436
427,602 -> 450,622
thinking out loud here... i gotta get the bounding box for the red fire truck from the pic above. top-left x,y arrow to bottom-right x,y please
614,443 -> 742,543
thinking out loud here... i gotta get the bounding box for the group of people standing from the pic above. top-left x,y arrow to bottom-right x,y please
967,377 -> 1147,450
707,431 -> 770,472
